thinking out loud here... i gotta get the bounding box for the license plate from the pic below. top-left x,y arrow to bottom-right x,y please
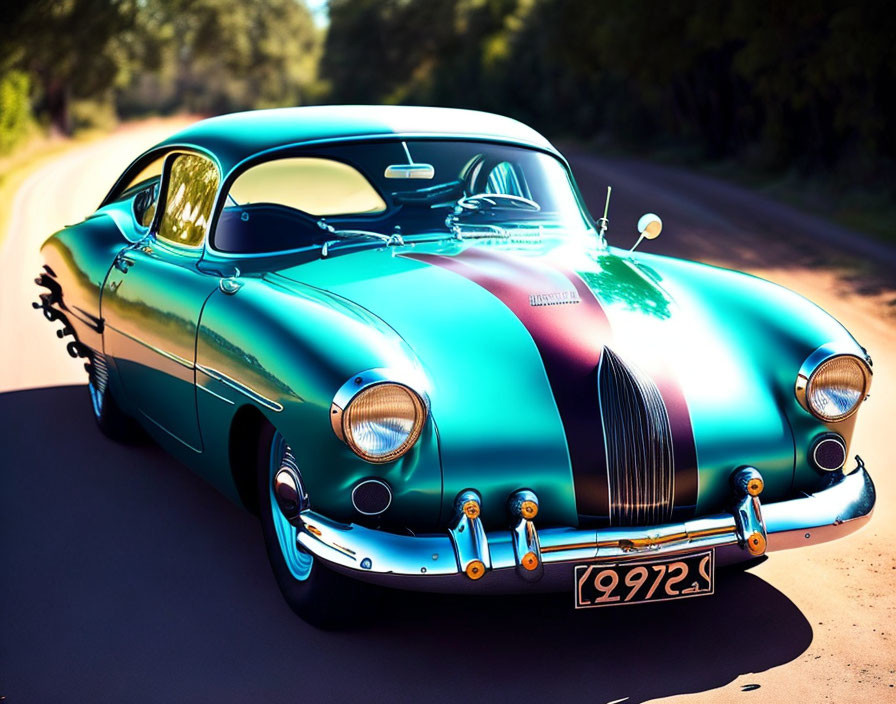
575,551 -> 714,609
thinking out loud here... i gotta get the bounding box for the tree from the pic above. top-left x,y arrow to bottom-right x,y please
1,0 -> 137,134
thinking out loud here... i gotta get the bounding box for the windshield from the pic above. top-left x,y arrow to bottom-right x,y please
214,140 -> 596,254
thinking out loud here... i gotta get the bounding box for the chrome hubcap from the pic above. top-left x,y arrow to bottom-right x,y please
269,432 -> 313,581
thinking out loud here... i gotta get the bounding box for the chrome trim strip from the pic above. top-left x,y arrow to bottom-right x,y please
294,462 -> 875,590
138,410 -> 202,453
195,363 -> 283,412
106,324 -> 193,369
196,381 -> 235,405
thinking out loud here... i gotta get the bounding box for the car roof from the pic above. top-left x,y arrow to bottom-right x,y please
156,105 -> 559,174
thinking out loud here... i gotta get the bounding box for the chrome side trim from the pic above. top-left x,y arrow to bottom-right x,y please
195,363 -> 283,412
106,324 -> 193,369
196,382 -> 235,405
294,462 -> 875,592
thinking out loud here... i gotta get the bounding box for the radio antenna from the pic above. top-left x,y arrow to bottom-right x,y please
597,186 -> 612,239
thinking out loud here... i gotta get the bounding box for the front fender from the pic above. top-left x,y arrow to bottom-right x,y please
194,274 -> 443,528
636,251 -> 868,505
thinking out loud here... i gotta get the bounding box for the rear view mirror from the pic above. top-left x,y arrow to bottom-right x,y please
384,163 -> 435,180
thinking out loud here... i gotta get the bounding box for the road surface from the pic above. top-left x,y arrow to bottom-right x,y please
1,121 -> 893,703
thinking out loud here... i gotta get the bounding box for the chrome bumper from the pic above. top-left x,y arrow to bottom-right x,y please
293,463 -> 875,593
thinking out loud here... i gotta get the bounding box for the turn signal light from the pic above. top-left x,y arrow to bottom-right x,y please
520,500 -> 538,519
462,499 -> 480,520
465,560 -> 486,580
520,551 -> 539,571
746,531 -> 766,556
746,476 -> 763,497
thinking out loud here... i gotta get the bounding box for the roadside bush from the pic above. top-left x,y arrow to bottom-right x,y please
0,70 -> 34,154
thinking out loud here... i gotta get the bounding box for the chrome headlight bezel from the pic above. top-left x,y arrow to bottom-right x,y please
795,345 -> 872,422
330,369 -> 429,464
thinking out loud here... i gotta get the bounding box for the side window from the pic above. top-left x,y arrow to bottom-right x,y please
157,153 -> 220,247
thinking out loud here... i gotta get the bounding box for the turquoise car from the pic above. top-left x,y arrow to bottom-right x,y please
37,106 -> 875,626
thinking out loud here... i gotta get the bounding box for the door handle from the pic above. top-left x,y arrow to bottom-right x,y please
219,277 -> 243,295
114,252 -> 135,273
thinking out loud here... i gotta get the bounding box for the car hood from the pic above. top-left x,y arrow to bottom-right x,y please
268,237 -> 850,526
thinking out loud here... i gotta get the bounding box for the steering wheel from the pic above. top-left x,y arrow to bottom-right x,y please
455,193 -> 541,212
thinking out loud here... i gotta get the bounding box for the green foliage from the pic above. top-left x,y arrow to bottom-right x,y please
322,0 -> 896,187
119,0 -> 321,116
0,70 -> 34,153
1,0 -> 139,134
0,0 -> 892,191
0,0 -> 321,137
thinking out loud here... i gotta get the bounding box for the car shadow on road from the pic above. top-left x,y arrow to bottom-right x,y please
0,386 -> 813,703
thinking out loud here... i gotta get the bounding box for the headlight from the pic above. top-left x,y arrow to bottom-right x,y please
333,382 -> 426,463
800,354 -> 870,421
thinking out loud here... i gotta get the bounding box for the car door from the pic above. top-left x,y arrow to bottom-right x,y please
102,152 -> 221,452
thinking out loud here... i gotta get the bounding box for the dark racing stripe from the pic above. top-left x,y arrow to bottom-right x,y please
407,248 -> 612,517
405,247 -> 698,522
654,377 -> 699,518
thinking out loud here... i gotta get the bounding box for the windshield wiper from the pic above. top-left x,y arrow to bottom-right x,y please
317,219 -> 405,258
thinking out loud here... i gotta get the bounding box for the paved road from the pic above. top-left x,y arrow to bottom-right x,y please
1,123 -> 893,702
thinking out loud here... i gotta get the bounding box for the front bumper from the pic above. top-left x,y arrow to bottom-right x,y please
293,462 -> 875,594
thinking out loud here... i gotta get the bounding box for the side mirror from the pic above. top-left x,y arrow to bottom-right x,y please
631,213 -> 662,252
637,213 -> 662,239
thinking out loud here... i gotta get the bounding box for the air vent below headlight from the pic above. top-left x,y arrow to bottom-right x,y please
811,434 -> 847,472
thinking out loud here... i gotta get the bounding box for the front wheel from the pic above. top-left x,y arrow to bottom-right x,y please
256,423 -> 370,628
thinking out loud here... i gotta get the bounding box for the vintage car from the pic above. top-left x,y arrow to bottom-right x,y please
36,106 -> 875,626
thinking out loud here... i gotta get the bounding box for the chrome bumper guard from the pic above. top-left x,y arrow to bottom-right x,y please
293,462 -> 875,593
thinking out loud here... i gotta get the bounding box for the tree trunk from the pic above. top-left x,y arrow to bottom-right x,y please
45,78 -> 71,136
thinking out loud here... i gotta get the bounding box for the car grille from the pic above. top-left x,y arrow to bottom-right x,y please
598,347 -> 675,526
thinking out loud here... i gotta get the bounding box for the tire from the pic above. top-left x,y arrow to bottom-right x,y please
87,353 -> 142,442
256,422 -> 371,629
